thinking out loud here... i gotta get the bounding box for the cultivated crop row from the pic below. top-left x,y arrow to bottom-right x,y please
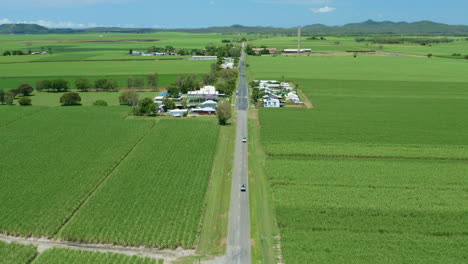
57,119 -> 219,248
0,241 -> 37,264
0,107 -> 153,237
32,248 -> 163,264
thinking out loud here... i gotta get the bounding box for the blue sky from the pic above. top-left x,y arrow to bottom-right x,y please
0,0 -> 467,28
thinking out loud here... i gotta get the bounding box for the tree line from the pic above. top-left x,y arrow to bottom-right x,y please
34,74 -> 159,92
132,44 -> 242,58
355,37 -> 455,45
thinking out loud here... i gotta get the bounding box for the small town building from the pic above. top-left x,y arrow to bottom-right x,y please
263,98 -> 280,108
188,86 -> 222,100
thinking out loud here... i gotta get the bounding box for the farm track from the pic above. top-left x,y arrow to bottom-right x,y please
267,153 -> 468,162
0,107 -> 49,129
51,121 -> 157,237
0,234 -> 194,263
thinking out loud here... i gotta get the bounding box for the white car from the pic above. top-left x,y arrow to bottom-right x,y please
242,137 -> 247,143
240,184 -> 247,192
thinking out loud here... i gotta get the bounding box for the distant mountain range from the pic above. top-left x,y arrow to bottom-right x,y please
2,20 -> 468,35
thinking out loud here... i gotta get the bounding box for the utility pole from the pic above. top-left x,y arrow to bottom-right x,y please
297,26 -> 301,56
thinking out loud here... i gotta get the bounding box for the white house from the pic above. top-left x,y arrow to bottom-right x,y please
188,86 -> 221,100
283,49 -> 312,53
263,98 -> 280,108
286,92 -> 301,103
201,100 -> 217,109
169,109 -> 188,117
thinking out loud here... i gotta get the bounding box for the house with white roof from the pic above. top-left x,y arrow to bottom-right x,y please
263,98 -> 280,108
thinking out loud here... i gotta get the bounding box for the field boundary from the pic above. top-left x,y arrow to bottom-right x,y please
248,109 -> 283,264
266,153 -> 468,162
195,122 -> 235,257
0,234 -> 193,263
52,121 -> 157,237
296,88 -> 314,109
0,58 -> 187,65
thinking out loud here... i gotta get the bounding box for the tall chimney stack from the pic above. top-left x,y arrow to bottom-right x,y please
297,26 -> 301,56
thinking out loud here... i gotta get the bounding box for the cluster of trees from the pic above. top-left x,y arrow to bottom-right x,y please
355,37 -> 454,45
119,91 -> 163,116
0,84 -> 35,105
36,74 -> 159,92
3,50 -> 26,56
199,65 -> 238,96
306,36 -> 326,40
125,74 -> 159,89
249,81 -> 265,103
36,79 -> 69,92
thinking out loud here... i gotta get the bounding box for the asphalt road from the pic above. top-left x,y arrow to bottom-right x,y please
225,43 -> 251,264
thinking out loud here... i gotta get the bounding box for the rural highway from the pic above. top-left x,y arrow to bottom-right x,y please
225,43 -> 251,264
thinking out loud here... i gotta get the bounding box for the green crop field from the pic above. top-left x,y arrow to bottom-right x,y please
57,119 -> 219,248
0,241 -> 37,264
265,157 -> 467,264
32,248 -> 162,264
0,106 -> 45,126
0,107 -> 153,237
249,53 -> 468,263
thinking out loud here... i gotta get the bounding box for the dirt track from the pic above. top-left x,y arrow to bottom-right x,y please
0,234 -> 194,263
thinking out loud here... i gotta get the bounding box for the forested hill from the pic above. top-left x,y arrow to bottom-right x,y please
2,20 -> 468,35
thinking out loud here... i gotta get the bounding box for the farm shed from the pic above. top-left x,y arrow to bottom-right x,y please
169,109 -> 188,117
190,56 -> 218,61
191,107 -> 216,115
201,100 -> 218,109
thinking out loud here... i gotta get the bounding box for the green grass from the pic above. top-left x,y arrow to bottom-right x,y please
0,60 -> 210,78
266,157 -> 467,264
197,122 -> 235,256
57,119 -> 220,248
247,55 -> 468,83
32,248 -> 162,264
0,241 -> 37,264
0,74 -> 179,91
0,107 -> 153,237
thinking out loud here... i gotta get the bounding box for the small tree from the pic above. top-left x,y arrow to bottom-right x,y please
138,97 -> 157,115
217,102 -> 232,125
464,55 -> 468,60
18,97 -> 32,106
162,98 -> 176,111
119,91 -> 139,106
93,100 -> 108,106
427,53 -> 433,58
60,92 -> 81,106
167,84 -> 180,98
147,73 -> 159,90
0,89 -> 6,104
16,84 -> 34,96
5,91 -> 15,105
75,78 -> 91,92
181,99 -> 188,109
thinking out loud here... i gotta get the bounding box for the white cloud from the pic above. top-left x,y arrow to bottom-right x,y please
208,1 -> 216,6
0,18 -> 110,28
310,6 -> 336,13
256,0 -> 331,4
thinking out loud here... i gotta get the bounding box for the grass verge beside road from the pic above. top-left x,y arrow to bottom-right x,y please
248,109 -> 281,264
